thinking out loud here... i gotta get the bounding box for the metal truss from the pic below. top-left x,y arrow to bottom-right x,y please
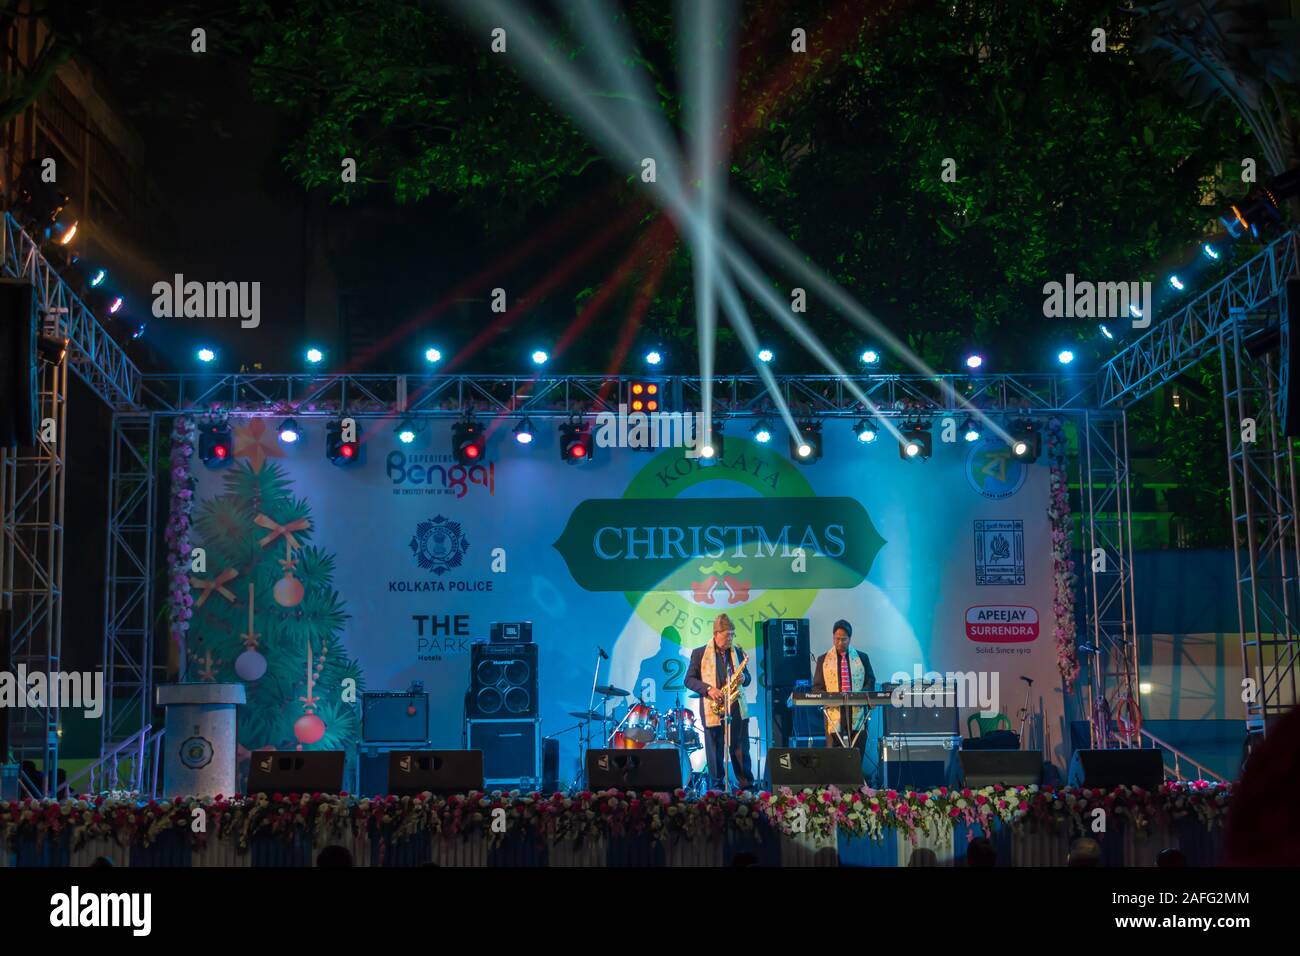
138,371 -> 1095,418
1220,306 -> 1300,733
0,356 -> 66,796
101,415 -> 158,759
1099,229 -> 1300,408
1077,410 -> 1142,748
1,213 -> 143,411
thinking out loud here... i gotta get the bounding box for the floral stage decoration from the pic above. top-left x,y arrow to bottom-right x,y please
0,781 -> 1230,856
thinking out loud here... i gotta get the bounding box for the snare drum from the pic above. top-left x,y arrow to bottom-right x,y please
624,702 -> 659,743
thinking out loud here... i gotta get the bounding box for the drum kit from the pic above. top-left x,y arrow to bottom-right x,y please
567,684 -> 708,794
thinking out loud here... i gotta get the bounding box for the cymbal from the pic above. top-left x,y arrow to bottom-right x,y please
568,710 -> 605,721
594,684 -> 630,698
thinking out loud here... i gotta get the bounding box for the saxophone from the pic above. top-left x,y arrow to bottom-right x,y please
711,651 -> 749,717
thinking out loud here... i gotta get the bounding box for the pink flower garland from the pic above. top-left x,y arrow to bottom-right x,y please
164,417 -> 197,670
1045,417 -> 1079,690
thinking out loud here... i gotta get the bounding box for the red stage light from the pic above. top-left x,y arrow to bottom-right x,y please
341,443 -> 355,458
571,444 -> 586,458
632,383 -> 644,395
214,444 -> 228,459
632,399 -> 644,411
465,443 -> 480,459
647,384 -> 658,395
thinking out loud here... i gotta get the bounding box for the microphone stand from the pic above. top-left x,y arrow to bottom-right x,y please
1016,676 -> 1034,749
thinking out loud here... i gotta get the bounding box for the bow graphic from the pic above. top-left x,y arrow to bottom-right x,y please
190,568 -> 238,607
255,513 -> 311,550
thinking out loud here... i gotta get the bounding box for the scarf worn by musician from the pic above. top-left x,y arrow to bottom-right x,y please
822,649 -> 867,736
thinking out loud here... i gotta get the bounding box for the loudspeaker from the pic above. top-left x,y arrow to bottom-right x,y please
761,618 -> 810,750
467,718 -> 541,784
587,748 -> 682,791
959,750 -> 1043,788
361,692 -> 429,742
246,751 -> 346,795
881,685 -> 960,735
1283,279 -> 1300,437
768,747 -> 862,787
387,750 -> 484,796
0,279 -> 36,449
468,642 -> 538,718
542,738 -> 560,793
1067,749 -> 1164,789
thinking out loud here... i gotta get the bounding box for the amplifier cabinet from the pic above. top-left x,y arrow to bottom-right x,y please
466,718 -> 542,786
361,692 -> 430,743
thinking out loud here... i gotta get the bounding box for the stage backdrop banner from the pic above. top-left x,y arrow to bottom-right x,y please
185,417 -> 1065,786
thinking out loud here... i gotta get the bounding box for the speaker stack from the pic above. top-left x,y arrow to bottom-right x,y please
466,641 -> 542,786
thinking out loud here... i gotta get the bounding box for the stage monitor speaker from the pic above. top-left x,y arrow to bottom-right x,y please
768,747 -> 862,787
467,718 -> 541,785
361,692 -> 429,742
881,686 -> 960,735
587,748 -> 682,791
387,750 -> 484,796
1067,749 -> 1163,790
959,750 -> 1043,788
759,618 -> 811,688
247,751 -> 346,795
542,737 -> 560,794
1283,278 -> 1300,437
0,279 -> 36,449
468,642 -> 538,718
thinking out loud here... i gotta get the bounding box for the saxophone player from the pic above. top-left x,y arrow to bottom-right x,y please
684,613 -> 754,790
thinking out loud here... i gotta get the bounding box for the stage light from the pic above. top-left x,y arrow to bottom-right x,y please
1139,682 -> 1152,695
789,422 -> 822,463
629,380 -> 661,413
197,347 -> 216,363
1168,274 -> 1184,292
961,418 -> 981,442
90,268 -> 107,287
306,347 -> 325,364
752,421 -> 772,444
531,349 -> 549,366
452,419 -> 486,464
757,348 -> 774,363
965,353 -> 984,370
424,347 -> 442,364
56,220 -> 77,245
513,418 -> 535,445
645,349 -> 663,366
199,421 -> 233,468
854,419 -> 877,443
898,422 -> 932,461
278,418 -> 300,444
1100,324 -> 1115,340
560,421 -> 593,463
1009,421 -> 1041,462
1202,243 -> 1220,261
109,297 -> 123,314
700,443 -> 716,459
130,322 -> 146,340
1057,350 -> 1075,366
396,420 -> 417,445
326,420 -> 360,464
860,349 -> 880,366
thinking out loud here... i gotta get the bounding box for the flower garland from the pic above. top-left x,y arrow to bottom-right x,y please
164,416 -> 198,668
0,782 -> 1230,855
1045,416 -> 1079,690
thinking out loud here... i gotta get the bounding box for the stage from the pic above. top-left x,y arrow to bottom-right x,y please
1,783 -> 1229,867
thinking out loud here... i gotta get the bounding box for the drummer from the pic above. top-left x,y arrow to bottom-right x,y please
684,613 -> 754,790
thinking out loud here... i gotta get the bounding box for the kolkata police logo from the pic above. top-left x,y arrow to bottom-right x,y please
409,515 -> 469,575
179,735 -> 214,770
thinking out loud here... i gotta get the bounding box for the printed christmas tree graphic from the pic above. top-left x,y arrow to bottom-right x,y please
188,459 -> 364,763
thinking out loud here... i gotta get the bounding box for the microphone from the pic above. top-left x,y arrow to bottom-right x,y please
598,647 -> 609,660
1020,676 -> 1034,685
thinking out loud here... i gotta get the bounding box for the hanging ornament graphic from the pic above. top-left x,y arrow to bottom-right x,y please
293,638 -> 327,746
234,581 -> 267,681
273,538 -> 305,607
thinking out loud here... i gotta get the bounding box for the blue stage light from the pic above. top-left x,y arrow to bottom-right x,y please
90,269 -> 107,287
962,418 -> 981,442
860,349 -> 880,366
752,422 -> 772,444
424,347 -> 442,364
109,296 -> 123,314
1168,274 -> 1185,291
645,350 -> 663,366
306,347 -> 324,364
1058,350 -> 1075,365
197,347 -> 216,363
130,322 -> 146,340
397,422 -> 416,444
1202,243 -> 1220,261
757,348 -> 774,363
514,418 -> 535,445
278,418 -> 300,444
1100,324 -> 1115,340
854,419 -> 877,443
965,353 -> 984,370
531,349 -> 549,366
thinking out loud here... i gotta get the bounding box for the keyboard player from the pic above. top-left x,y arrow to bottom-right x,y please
811,619 -> 876,759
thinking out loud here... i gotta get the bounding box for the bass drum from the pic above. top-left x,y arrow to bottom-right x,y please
644,740 -> 691,788
612,730 -> 645,750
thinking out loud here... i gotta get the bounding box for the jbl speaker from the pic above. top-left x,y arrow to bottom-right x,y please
467,718 -> 541,784
1067,749 -> 1164,789
246,751 -> 346,795
387,750 -> 484,796
587,748 -> 682,791
361,692 -> 429,742
0,279 -> 36,449
767,747 -> 862,787
760,618 -> 810,687
468,642 -> 538,718
959,750 -> 1043,788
